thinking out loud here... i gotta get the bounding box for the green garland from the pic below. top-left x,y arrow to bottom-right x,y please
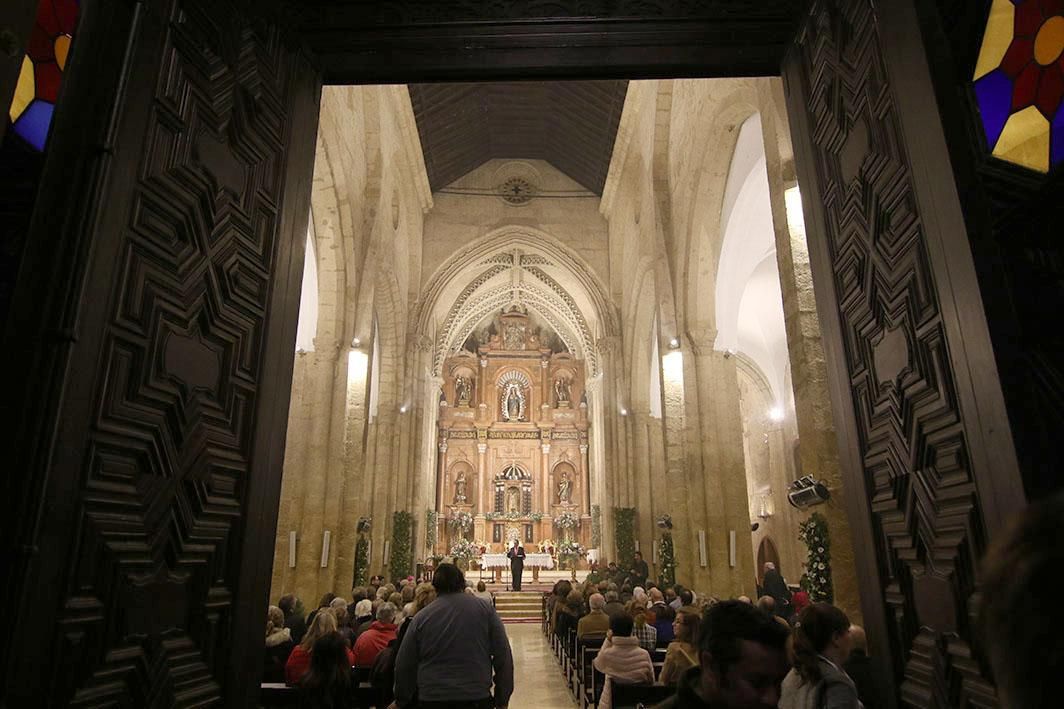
426,510 -> 438,550
657,533 -> 676,587
798,511 -> 833,603
389,511 -> 414,582
353,535 -> 369,587
614,507 -> 637,567
591,505 -> 602,548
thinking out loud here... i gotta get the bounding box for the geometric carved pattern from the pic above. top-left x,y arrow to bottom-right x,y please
49,1 -> 297,704
793,1 -> 996,705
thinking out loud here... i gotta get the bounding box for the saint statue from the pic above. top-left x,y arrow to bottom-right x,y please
558,472 -> 573,504
507,487 -> 521,514
554,377 -> 570,406
503,381 -> 523,421
455,376 -> 471,406
453,471 -> 468,504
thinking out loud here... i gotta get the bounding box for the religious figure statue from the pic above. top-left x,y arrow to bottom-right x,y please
453,471 -> 468,504
503,381 -> 523,421
554,377 -> 570,406
507,487 -> 521,514
455,376 -> 471,406
503,323 -> 525,350
558,472 -> 573,504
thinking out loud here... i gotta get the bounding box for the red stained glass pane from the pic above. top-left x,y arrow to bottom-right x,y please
35,0 -> 61,36
53,0 -> 79,33
1037,64 -> 1064,116
1002,38 -> 1035,77
1015,62 -> 1043,107
34,61 -> 61,102
1016,2 -> 1045,36
1038,0 -> 1064,17
26,25 -> 54,62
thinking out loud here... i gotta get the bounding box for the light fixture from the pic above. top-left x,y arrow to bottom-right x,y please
351,337 -> 362,348
620,408 -> 628,416
399,404 -> 408,414
668,337 -> 680,349
698,530 -> 707,567
288,531 -> 297,568
320,530 -> 331,568
729,531 -> 737,568
768,406 -> 784,422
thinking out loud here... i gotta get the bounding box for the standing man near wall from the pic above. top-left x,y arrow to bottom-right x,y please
507,538 -> 526,591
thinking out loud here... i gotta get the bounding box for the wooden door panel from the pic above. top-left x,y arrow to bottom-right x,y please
783,0 -> 1022,706
4,0 -> 319,704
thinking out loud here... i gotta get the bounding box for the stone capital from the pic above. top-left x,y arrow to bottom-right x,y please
684,328 -> 718,355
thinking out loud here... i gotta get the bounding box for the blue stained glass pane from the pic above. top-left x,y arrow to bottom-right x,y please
12,100 -> 54,152
974,69 -> 1014,150
1052,103 -> 1064,169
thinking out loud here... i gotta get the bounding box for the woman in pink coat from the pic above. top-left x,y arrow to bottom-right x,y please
592,614 -> 654,709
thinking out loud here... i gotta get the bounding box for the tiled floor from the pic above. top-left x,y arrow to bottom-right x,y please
505,623 -> 577,708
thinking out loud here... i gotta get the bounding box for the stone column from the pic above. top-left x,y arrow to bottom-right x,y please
541,358 -> 551,415
580,443 -> 590,515
541,442 -> 552,513
436,440 -> 448,511
684,333 -> 755,598
758,78 -> 860,621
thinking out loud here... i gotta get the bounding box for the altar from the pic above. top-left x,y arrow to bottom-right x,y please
480,552 -> 554,583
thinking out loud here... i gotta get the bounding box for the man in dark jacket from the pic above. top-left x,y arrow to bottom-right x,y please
277,594 -> 307,645
761,562 -> 792,619
653,601 -> 789,709
843,625 -> 890,709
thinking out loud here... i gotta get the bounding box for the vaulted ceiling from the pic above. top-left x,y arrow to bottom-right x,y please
408,81 -> 629,195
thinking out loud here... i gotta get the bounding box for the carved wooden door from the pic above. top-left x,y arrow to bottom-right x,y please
2,0 -> 319,705
782,0 -> 1026,706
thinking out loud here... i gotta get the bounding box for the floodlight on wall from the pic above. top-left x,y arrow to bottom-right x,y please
288,531 -> 297,568
399,404 -> 408,414
698,530 -> 707,567
787,475 -> 831,509
320,530 -> 331,568
668,337 -> 680,350
729,531 -> 737,568
620,408 -> 628,416
663,351 -> 684,382
768,406 -> 785,423
351,337 -> 362,348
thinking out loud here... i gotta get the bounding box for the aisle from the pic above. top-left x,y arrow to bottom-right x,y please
505,623 -> 577,708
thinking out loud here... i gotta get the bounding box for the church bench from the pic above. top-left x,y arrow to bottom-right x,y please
610,682 -> 676,708
258,680 -> 379,708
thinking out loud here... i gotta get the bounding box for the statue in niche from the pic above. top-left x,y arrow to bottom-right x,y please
558,471 -> 573,504
503,381 -> 524,421
507,487 -> 521,514
503,323 -> 525,350
453,470 -> 468,504
554,378 -> 570,406
455,376 -> 471,406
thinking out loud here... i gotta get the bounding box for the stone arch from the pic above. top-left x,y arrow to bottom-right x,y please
679,90 -> 760,340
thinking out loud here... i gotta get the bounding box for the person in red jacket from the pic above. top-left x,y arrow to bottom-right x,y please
284,610 -> 355,684
352,601 -> 398,667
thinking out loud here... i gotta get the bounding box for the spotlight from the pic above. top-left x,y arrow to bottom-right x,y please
352,337 -> 362,348
620,408 -> 628,416
399,404 -> 408,414
768,406 -> 784,422
668,337 -> 680,349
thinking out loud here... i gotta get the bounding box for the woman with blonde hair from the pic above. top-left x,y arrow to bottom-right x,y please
284,609 -> 355,684
658,607 -> 701,685
264,605 -> 294,683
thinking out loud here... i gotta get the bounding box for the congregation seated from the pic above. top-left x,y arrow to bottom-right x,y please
264,605 -> 294,684
285,610 -> 355,685
592,613 -> 654,709
658,606 -> 700,686
555,588 -> 583,640
757,595 -> 792,631
779,603 -> 860,709
298,632 -> 351,709
577,593 -> 611,640
603,590 -> 627,619
473,580 -> 494,604
278,594 -> 307,645
646,589 -> 675,644
352,601 -> 398,667
627,598 -> 657,651
349,599 -> 374,643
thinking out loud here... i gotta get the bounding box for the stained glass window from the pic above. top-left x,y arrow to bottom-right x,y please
7,0 -> 80,152
973,0 -> 1064,173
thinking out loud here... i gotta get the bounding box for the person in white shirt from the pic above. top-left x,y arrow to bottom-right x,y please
592,614 -> 654,709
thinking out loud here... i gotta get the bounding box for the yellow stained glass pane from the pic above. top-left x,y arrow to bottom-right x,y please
8,56 -> 35,123
54,34 -> 72,71
1034,16 -> 1064,66
993,106 -> 1051,173
974,0 -> 1015,81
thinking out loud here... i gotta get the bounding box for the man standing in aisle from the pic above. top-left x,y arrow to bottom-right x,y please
392,564 -> 514,709
507,538 -> 526,591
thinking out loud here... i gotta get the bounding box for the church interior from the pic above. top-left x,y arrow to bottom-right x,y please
2,1 -> 1062,707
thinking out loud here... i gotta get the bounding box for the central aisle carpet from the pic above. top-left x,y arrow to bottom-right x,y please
504,623 -> 576,708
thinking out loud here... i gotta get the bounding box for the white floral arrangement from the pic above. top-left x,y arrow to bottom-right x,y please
558,539 -> 586,560
797,512 -> 833,603
553,511 -> 579,529
448,511 -> 473,532
449,538 -> 481,561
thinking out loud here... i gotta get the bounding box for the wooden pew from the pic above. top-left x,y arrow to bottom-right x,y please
610,682 -> 676,708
